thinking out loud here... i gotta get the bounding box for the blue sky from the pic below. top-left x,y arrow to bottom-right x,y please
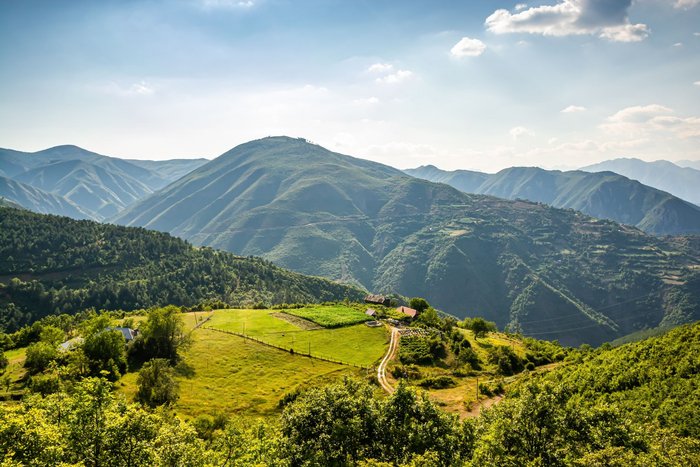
1,0 -> 699,171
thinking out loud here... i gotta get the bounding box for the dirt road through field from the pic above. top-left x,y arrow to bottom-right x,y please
377,326 -> 400,393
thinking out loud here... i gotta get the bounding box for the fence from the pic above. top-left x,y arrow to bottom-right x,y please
203,326 -> 370,370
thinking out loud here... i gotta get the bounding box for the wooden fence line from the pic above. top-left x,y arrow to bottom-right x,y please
203,326 -> 369,370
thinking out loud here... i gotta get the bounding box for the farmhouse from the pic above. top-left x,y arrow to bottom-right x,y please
365,308 -> 376,317
397,306 -> 418,319
108,327 -> 138,342
364,294 -> 391,306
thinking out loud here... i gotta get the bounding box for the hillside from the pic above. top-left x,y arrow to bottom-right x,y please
582,157 -> 700,206
406,165 -> 700,235
0,145 -> 207,219
112,137 -> 700,346
0,207 -> 363,332
0,175 -> 90,220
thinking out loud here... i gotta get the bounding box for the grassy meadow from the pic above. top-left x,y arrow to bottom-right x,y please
283,304 -> 370,327
207,308 -> 388,367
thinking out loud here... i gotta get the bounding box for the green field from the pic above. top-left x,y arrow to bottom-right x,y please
119,326 -> 357,418
207,308 -> 388,367
283,305 -> 370,327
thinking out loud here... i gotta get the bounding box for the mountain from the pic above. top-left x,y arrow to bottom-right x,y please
0,145 -> 207,219
678,159 -> 700,170
581,158 -> 700,206
0,206 -> 363,332
0,175 -> 90,219
112,136 -> 700,346
126,158 -> 209,184
406,165 -> 700,235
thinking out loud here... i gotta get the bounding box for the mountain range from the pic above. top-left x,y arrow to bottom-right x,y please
0,145 -> 207,220
581,157 -> 700,207
112,137 -> 700,346
405,165 -> 700,236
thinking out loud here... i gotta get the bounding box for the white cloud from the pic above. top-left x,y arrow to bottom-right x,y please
695,81 -> 700,86
561,105 -> 586,113
450,37 -> 487,57
675,0 -> 700,9
673,42 -> 683,47
367,63 -> 393,73
199,0 -> 255,8
510,126 -> 534,139
353,96 -> 380,105
602,104 -> 700,139
485,0 -> 649,43
376,70 -> 414,85
515,3 -> 528,11
96,80 -> 155,97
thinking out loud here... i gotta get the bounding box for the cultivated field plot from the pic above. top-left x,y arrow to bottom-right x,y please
119,326 -> 355,418
207,308 -> 388,367
283,305 -> 370,327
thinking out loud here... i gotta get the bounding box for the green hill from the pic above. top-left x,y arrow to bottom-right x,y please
582,157 -> 700,206
406,165 -> 700,235
0,207 -> 363,332
0,145 -> 207,220
0,175 -> 91,220
112,137 -> 700,346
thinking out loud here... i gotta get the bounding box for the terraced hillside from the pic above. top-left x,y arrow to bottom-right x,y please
113,137 -> 700,345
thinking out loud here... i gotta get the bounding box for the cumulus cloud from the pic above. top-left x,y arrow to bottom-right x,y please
515,3 -> 528,11
602,104 -> 700,139
450,37 -> 487,57
484,0 -> 649,42
510,126 -> 535,139
675,0 -> 700,9
367,63 -> 393,73
561,105 -> 586,113
376,70 -> 414,85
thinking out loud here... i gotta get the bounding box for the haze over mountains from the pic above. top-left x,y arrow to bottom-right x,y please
112,137 -> 700,345
405,165 -> 700,236
581,158 -> 700,207
0,145 -> 207,220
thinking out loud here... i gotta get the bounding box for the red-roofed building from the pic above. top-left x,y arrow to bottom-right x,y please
397,306 -> 418,319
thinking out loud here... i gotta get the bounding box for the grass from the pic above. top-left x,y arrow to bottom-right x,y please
118,326 -> 359,419
208,308 -> 388,367
283,305 -> 370,328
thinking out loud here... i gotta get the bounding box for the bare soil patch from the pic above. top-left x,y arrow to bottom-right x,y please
270,312 -> 323,330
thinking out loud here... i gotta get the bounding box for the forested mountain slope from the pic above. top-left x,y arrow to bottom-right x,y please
113,137 -> 700,345
0,207 -> 363,332
405,165 -> 700,235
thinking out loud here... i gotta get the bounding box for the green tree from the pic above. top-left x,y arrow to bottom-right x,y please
135,358 -> 179,408
24,341 -> 59,374
136,306 -> 189,362
408,298 -> 430,314
83,329 -> 128,380
39,325 -> 65,346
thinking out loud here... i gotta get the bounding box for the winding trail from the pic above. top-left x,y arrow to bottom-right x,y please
377,326 -> 400,393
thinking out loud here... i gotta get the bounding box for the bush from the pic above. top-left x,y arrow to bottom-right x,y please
135,358 -> 179,407
418,376 -> 457,389
489,346 -> 524,376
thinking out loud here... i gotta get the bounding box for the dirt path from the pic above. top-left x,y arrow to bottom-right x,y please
377,326 -> 400,393
464,395 -> 504,418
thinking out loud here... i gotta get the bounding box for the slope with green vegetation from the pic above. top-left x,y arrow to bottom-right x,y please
0,207 -> 364,332
113,137 -> 700,345
0,145 -> 208,220
2,318 -> 699,466
582,157 -> 700,206
406,164 -> 700,235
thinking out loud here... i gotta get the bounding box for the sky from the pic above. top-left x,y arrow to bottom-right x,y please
0,0 -> 699,172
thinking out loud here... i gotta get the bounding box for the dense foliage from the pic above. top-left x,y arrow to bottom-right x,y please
0,207 -> 364,332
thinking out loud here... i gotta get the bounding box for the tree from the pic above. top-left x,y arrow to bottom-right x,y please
135,358 -> 179,408
408,298 -> 430,314
135,306 -> 189,362
24,341 -> 59,374
83,329 -> 128,380
467,317 -> 496,338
